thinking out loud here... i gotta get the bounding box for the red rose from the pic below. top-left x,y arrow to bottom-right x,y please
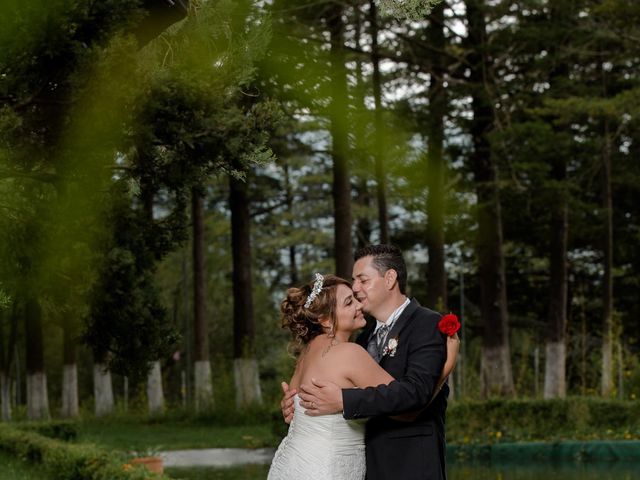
438,313 -> 460,337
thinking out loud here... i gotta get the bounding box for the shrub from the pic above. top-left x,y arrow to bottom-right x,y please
19,420 -> 79,441
447,397 -> 640,444
0,424 -> 169,480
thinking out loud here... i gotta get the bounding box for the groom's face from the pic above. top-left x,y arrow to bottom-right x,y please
352,256 -> 388,318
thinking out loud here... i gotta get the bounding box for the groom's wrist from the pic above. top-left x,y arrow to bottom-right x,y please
341,388 -> 361,419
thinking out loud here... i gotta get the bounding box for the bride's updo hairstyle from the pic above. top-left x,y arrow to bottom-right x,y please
281,274 -> 351,357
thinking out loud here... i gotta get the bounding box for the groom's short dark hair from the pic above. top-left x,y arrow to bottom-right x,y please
354,244 -> 407,294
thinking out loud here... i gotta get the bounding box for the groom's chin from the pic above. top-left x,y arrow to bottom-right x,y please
363,312 -> 376,324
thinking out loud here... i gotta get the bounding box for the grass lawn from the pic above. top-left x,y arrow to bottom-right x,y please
0,451 -> 49,480
74,418 -> 278,452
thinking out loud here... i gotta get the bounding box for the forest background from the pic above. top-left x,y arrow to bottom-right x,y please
1,0 -> 639,426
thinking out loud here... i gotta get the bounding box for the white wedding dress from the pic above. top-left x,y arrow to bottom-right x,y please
268,395 -> 366,480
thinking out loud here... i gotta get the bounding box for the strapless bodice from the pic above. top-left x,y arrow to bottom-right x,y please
267,394 -> 366,479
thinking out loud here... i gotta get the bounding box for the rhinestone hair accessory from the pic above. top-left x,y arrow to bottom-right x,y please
304,273 -> 324,309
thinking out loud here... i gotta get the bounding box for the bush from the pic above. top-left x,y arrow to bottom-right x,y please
19,420 -> 79,441
447,397 -> 640,444
0,424 -> 170,480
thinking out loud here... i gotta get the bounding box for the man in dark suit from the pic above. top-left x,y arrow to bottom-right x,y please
282,244 -> 449,479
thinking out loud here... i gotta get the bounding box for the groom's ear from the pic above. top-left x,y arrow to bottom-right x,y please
384,269 -> 398,290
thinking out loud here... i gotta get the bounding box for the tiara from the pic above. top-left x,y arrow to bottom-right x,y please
304,273 -> 324,309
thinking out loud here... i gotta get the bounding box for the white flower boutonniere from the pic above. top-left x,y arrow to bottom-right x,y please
382,337 -> 399,358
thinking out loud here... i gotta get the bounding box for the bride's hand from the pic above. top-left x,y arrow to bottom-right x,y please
441,333 -> 460,380
390,333 -> 460,423
280,382 -> 297,424
299,378 -> 343,416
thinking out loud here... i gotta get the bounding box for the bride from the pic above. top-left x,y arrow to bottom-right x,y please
268,274 -> 458,480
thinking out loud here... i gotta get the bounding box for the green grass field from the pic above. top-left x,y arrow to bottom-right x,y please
74,419 -> 277,451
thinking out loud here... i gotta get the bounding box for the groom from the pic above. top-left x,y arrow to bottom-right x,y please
281,244 -> 448,480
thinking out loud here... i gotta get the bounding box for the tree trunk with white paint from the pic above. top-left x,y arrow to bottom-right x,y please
600,116 -> 614,397
61,317 -> 79,417
544,342 -> 566,398
466,0 -> 514,397
192,190 -> 213,411
25,297 -> 50,420
480,344 -> 514,397
146,360 -> 165,415
543,152 -> 568,399
61,364 -> 79,418
93,362 -> 114,417
27,372 -> 50,420
229,165 -> 262,407
234,358 -> 262,408
194,360 -> 213,411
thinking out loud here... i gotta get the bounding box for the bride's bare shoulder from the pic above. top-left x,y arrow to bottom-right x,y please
334,342 -> 369,359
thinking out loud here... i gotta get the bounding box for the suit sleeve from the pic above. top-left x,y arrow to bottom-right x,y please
342,312 -> 445,419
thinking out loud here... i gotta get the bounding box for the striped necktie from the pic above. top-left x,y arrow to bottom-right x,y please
366,324 -> 390,361
376,323 -> 389,354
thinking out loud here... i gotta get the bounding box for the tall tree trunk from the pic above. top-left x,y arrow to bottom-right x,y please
142,181 -> 166,414
601,118 -> 614,397
425,1 -> 447,311
353,5 -> 372,250
192,188 -> 213,411
542,4 -> 572,397
355,179 -> 373,249
327,4 -> 353,278
543,156 -> 568,398
542,0 -> 577,401
283,165 -> 299,284
61,316 -> 79,417
25,296 -> 50,420
230,171 -> 262,407
93,351 -> 114,417
369,0 -> 389,244
466,0 -> 514,397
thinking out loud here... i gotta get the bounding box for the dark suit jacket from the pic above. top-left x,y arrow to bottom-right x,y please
342,299 -> 448,480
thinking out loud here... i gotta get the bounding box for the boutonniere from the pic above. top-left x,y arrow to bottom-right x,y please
382,336 -> 399,357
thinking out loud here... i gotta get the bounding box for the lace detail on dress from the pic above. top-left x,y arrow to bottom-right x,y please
268,395 -> 365,480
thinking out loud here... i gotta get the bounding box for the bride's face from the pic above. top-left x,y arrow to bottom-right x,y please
333,284 -> 366,334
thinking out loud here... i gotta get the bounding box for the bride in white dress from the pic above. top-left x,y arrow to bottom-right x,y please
268,274 -> 388,480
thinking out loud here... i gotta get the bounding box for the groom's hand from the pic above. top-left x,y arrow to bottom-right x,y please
299,378 -> 343,416
280,382 -> 296,424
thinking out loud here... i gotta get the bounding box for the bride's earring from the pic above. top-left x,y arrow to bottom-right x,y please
328,325 -> 335,338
